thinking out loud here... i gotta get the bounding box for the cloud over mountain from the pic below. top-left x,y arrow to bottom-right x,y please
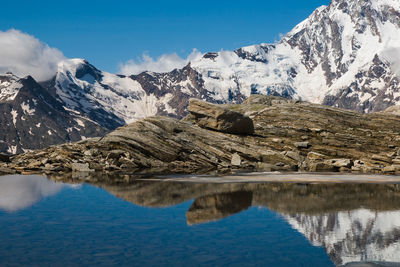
118,49 -> 203,75
0,29 -> 65,81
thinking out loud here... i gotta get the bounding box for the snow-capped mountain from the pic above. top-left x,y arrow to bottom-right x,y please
284,209 -> 400,266
42,59 -> 218,126
1,0 -> 400,153
0,73 -> 106,154
188,0 -> 400,112
46,0 -> 400,123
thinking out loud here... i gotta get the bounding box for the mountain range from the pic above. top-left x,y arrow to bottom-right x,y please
1,0 -> 400,154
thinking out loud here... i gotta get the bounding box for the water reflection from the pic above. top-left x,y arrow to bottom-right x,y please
0,175 -> 75,212
100,181 -> 400,266
285,210 -> 400,266
2,174 -> 400,266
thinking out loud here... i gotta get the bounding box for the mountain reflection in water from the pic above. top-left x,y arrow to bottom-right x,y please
1,175 -> 400,266
102,181 -> 400,266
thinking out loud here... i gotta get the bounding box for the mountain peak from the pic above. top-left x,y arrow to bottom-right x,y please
58,58 -> 93,74
2,0 -> 400,154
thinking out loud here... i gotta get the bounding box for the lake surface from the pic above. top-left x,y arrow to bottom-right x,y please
1,175 -> 400,266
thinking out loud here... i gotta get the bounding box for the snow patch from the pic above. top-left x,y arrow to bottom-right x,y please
20,102 -> 35,115
10,109 -> 18,126
74,119 -> 85,127
7,145 -> 17,154
0,74 -> 22,101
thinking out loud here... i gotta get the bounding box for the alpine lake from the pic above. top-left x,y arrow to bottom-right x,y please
1,173 -> 400,267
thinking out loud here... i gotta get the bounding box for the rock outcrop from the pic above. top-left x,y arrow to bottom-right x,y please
187,98 -> 254,135
4,95 -> 400,177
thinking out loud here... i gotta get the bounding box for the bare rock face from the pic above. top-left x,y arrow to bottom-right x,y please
7,95 -> 400,177
380,106 -> 400,116
187,98 -> 254,135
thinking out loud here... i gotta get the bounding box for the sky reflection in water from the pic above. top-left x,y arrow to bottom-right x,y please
0,175 -> 400,266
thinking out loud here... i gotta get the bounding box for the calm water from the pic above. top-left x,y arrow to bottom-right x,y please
1,175 -> 400,266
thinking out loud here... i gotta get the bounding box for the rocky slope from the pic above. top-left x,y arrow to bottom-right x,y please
4,95 -> 400,176
0,73 -> 107,154
2,0 -> 400,153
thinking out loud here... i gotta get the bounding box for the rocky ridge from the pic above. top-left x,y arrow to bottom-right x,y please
3,95 -> 400,177
0,73 -> 107,154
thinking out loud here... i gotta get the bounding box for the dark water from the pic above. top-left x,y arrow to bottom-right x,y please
0,175 -> 400,266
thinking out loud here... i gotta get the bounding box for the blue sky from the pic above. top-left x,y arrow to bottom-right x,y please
0,0 -> 329,73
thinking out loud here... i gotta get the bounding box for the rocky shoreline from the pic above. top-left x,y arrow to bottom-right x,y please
2,95 -> 400,179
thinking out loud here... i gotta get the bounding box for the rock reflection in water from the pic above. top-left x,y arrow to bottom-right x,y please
187,191 -> 253,225
100,181 -> 400,266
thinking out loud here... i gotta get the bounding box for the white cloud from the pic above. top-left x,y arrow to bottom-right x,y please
0,29 -> 65,81
0,175 -> 64,212
119,49 -> 203,75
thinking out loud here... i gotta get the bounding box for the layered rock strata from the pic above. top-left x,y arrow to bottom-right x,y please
3,95 -> 400,176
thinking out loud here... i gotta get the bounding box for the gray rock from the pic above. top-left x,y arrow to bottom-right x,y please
307,152 -> 326,160
26,161 -> 42,169
294,142 -> 311,149
308,162 -> 338,172
231,153 -> 241,166
328,159 -> 354,168
257,162 -> 274,171
383,165 -> 400,173
371,154 -> 392,163
71,163 -> 93,172
188,99 -> 254,135
283,151 -> 304,162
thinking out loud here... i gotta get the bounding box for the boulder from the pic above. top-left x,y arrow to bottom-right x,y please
308,162 -> 338,172
231,153 -> 241,166
188,99 -> 254,135
283,151 -> 304,162
327,159 -> 353,168
294,141 -> 311,149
